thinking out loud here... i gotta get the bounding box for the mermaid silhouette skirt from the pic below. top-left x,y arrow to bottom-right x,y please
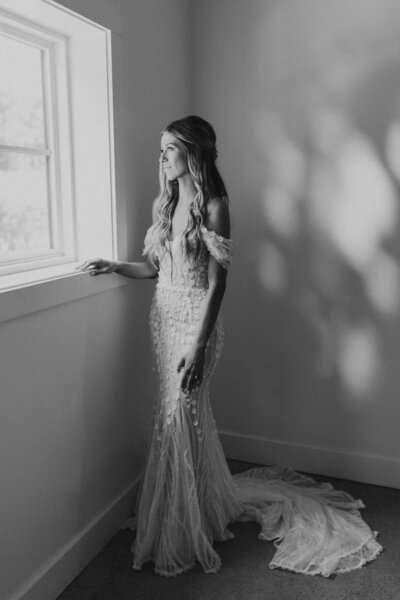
127,227 -> 382,577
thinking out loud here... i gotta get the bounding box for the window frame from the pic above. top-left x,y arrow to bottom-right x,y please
0,0 -> 127,314
0,21 -> 76,274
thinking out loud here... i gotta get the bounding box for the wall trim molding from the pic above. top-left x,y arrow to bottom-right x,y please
219,429 -> 400,490
10,476 -> 141,600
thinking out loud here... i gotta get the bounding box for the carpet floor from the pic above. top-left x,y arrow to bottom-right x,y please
57,460 -> 400,600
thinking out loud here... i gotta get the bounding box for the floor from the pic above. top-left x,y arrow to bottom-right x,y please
57,460 -> 400,600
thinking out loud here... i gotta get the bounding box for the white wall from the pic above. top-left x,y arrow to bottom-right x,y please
191,0 -> 400,488
1,1 -> 190,599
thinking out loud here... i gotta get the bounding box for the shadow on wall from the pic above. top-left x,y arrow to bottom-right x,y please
253,4 -> 400,417
192,0 -> 400,463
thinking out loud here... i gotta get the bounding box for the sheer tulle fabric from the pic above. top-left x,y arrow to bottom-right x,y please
124,226 -> 382,577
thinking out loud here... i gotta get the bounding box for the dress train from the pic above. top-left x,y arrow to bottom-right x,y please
123,225 -> 382,577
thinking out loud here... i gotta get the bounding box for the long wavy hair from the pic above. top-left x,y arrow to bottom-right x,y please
143,115 -> 228,264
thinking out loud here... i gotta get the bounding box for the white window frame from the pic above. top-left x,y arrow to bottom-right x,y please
0,0 -> 127,321
0,21 -> 76,274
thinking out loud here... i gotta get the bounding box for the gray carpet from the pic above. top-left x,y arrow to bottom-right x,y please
57,460 -> 400,600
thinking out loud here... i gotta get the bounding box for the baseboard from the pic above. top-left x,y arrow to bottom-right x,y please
219,429 -> 400,489
9,475 -> 141,600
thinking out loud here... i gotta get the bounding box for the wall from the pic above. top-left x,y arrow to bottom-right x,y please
191,0 -> 400,488
1,1 -> 190,599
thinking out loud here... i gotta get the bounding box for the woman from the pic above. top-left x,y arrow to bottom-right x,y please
79,115 -> 382,577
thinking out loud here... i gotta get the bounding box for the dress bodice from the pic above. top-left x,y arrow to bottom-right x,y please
158,235 -> 209,290
150,225 -> 233,290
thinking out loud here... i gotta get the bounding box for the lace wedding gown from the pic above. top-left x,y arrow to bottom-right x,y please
127,225 -> 382,577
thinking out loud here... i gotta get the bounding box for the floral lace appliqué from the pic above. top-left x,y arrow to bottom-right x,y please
200,225 -> 233,270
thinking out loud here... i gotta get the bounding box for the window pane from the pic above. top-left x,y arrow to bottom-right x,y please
0,34 -> 46,148
0,152 -> 51,258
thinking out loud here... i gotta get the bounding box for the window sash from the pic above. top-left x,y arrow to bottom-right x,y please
0,0 -> 119,298
0,20 -> 75,274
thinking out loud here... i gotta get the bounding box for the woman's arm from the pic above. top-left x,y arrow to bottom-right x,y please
190,199 -> 229,350
178,198 -> 230,394
78,255 -> 158,279
114,260 -> 158,279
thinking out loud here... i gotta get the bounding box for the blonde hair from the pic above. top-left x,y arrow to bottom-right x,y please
143,115 -> 228,264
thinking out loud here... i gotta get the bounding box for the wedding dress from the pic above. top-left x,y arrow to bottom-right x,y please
127,225 -> 382,577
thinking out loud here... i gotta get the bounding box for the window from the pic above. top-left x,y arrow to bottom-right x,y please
0,0 -> 123,312
0,23 -> 75,276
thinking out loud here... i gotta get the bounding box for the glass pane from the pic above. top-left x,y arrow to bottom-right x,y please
0,152 -> 51,258
0,34 -> 46,147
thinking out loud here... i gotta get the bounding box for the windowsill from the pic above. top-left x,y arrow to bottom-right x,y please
0,263 -> 127,323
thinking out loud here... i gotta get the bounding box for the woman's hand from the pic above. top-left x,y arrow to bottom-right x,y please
177,347 -> 206,395
77,258 -> 117,276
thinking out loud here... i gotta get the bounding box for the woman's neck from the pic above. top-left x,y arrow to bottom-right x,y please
177,174 -> 196,205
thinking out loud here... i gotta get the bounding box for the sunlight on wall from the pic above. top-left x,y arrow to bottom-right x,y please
262,184 -> 300,241
254,1 -> 400,402
313,129 -> 396,274
258,110 -> 398,394
308,112 -> 400,319
259,117 -> 306,197
337,323 -> 381,400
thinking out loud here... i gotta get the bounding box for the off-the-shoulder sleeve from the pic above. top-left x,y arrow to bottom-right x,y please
200,225 -> 233,270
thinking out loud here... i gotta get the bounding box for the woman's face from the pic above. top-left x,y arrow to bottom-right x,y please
160,131 -> 188,181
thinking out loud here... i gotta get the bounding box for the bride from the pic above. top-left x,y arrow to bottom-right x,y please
79,115 -> 382,577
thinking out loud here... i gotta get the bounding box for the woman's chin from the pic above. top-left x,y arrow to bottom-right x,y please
166,174 -> 178,182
